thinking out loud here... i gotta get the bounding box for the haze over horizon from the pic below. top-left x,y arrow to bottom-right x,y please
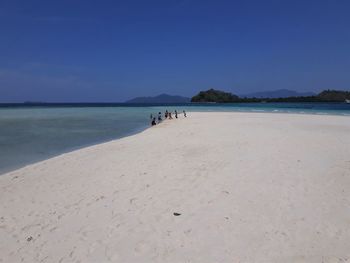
1,0 -> 350,102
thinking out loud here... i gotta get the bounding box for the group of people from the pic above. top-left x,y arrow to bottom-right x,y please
150,110 -> 187,126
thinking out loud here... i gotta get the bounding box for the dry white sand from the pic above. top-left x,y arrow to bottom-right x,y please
1,112 -> 350,263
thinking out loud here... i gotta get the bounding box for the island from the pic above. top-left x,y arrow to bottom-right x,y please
191,89 -> 350,103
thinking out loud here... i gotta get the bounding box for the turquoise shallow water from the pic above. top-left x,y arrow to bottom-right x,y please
0,102 -> 349,174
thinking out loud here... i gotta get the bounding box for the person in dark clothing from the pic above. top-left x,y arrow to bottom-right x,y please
151,117 -> 157,126
183,110 -> 187,117
165,110 -> 168,119
168,112 -> 173,119
158,112 -> 162,122
175,110 -> 178,118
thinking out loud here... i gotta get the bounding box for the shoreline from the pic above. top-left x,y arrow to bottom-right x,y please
1,112 -> 350,262
1,111 -> 349,176
0,111 -> 350,177
1,123 -> 150,176
0,122 -> 151,176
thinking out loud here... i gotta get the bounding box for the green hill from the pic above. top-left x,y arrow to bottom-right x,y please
317,90 -> 350,102
191,89 -> 350,103
191,89 -> 239,103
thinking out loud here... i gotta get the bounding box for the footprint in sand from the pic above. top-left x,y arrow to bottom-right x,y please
49,226 -> 58,232
184,229 -> 192,235
107,252 -> 120,261
134,241 -> 150,254
88,241 -> 99,254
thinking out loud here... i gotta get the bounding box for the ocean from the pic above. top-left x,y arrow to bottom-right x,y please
1,102 -> 349,175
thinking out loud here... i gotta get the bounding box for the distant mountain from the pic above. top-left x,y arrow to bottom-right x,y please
240,89 -> 316,98
125,94 -> 191,103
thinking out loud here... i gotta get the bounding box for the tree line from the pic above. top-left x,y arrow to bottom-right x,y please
191,89 -> 350,103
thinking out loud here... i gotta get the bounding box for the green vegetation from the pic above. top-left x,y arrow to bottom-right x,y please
191,89 -> 239,103
317,90 -> 350,102
191,89 -> 350,103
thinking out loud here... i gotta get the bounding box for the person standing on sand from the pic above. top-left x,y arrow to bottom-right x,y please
158,112 -> 162,122
175,110 -> 178,118
169,112 -> 173,119
151,117 -> 156,126
165,110 -> 168,119
183,110 -> 187,117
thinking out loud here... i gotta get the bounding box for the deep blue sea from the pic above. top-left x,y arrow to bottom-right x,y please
0,102 -> 349,174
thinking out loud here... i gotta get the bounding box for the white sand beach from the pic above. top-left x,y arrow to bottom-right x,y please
1,112 -> 350,262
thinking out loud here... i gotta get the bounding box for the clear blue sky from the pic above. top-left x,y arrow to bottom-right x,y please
1,0 -> 349,102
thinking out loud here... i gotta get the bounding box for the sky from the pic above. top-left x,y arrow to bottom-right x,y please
0,0 -> 349,102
